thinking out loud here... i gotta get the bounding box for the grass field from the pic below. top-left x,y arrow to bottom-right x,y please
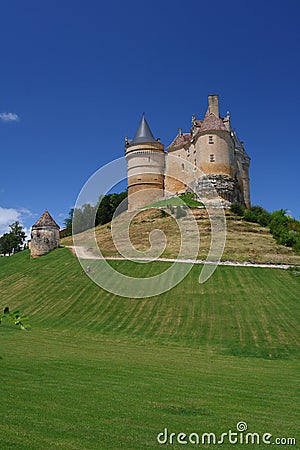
0,249 -> 299,449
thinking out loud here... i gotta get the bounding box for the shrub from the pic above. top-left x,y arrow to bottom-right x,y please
175,207 -> 187,219
243,206 -> 271,227
230,204 -> 245,216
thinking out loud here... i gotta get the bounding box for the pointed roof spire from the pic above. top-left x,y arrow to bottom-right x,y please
130,113 -> 157,145
32,210 -> 60,229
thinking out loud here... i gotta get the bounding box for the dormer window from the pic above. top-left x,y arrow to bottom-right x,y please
209,136 -> 214,144
210,154 -> 215,162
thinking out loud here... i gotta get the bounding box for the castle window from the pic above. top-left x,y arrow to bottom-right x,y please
137,177 -> 142,181
209,136 -> 214,144
181,163 -> 184,171
210,154 -> 215,162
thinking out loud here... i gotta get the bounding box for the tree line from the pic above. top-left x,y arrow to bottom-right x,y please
63,191 -> 128,236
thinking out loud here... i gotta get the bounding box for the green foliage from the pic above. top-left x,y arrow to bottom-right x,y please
243,205 -> 271,226
231,205 -> 300,254
0,233 -> 15,255
175,206 -> 187,218
145,193 -> 203,209
63,207 -> 74,235
0,221 -> 26,255
96,191 -> 128,225
230,203 -> 245,216
288,266 -> 300,277
0,306 -> 30,331
269,210 -> 300,249
64,191 -> 128,235
179,193 -> 204,207
168,204 -> 175,214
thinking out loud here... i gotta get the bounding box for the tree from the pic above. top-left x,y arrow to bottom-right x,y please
0,233 -> 15,256
63,191 -> 128,237
9,221 -> 27,252
64,208 -> 74,235
96,191 -> 127,225
0,222 -> 26,256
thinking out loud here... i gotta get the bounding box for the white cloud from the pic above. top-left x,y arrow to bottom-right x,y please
0,112 -> 20,122
0,207 -> 31,236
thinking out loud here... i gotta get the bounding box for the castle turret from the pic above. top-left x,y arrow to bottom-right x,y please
126,114 -> 165,211
30,210 -> 60,258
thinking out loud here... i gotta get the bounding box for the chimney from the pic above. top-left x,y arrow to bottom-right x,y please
207,94 -> 219,117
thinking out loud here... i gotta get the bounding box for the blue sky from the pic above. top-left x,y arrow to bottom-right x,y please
0,0 -> 299,236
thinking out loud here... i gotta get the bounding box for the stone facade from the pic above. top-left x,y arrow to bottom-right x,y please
126,95 -> 251,210
30,210 -> 60,258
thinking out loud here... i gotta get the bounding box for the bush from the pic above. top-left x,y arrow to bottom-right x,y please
243,206 -> 271,226
175,206 -> 187,219
231,204 -> 300,254
230,204 -> 245,216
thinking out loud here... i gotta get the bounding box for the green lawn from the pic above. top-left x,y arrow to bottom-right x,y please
144,193 -> 204,208
0,249 -> 299,449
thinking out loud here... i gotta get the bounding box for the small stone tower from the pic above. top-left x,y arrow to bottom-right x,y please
30,210 -> 60,258
125,114 -> 165,211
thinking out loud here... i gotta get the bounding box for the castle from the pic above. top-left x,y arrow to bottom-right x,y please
125,94 -> 250,211
29,95 -> 250,257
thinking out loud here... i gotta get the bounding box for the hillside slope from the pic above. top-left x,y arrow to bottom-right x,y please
62,209 -> 300,264
1,248 -> 299,358
0,249 -> 299,449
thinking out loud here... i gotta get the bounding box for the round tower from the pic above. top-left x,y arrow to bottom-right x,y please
126,114 -> 165,211
196,96 -> 235,177
30,210 -> 60,258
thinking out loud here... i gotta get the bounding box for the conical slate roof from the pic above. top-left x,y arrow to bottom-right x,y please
32,210 -> 60,229
130,114 -> 157,145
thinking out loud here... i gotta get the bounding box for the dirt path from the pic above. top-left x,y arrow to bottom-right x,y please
65,246 -> 295,270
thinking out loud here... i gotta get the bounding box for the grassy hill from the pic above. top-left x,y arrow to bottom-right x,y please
61,209 -> 300,265
0,249 -> 299,448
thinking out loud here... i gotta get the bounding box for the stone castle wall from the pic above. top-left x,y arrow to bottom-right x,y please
30,227 -> 60,258
164,127 -> 250,207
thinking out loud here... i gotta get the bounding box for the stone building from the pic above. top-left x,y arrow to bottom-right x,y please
125,94 -> 250,211
30,210 -> 60,258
